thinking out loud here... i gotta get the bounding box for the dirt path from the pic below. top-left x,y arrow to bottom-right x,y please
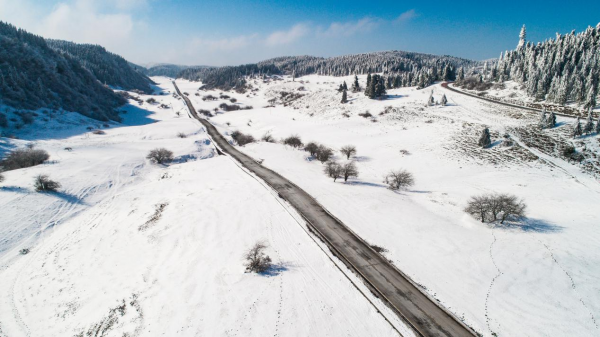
173,82 -> 476,337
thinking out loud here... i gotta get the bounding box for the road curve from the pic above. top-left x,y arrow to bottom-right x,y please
441,82 -> 577,119
173,82 -> 476,337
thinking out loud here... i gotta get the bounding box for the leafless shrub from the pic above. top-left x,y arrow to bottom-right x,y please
399,149 -> 410,155
324,161 -> 342,181
341,161 -> 359,181
384,170 -> 414,190
177,132 -> 187,138
229,98 -> 237,103
146,148 -> 174,164
1,148 -> 49,170
464,193 -> 526,224
34,174 -> 61,192
231,130 -> 255,146
370,244 -> 388,253
198,109 -> 213,117
304,142 -> 319,156
146,97 -> 157,104
139,203 -> 168,231
340,145 -> 357,159
261,132 -> 275,143
358,111 -> 372,118
92,130 -> 106,135
315,145 -> 334,163
283,135 -> 303,148
219,103 -> 241,112
457,77 -> 494,91
202,94 -> 218,101
244,241 -> 272,273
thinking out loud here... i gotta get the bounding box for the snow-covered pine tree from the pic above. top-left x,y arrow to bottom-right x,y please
352,75 -> 360,92
441,94 -> 448,106
341,89 -> 348,103
572,117 -> 583,138
546,111 -> 556,128
583,108 -> 595,134
538,108 -> 547,128
478,127 -> 492,148
517,25 -> 526,50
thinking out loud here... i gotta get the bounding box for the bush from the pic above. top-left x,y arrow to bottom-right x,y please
358,111 -> 372,118
304,142 -> 319,156
202,95 -> 218,101
177,132 -> 187,138
283,135 -> 303,148
340,145 -> 357,159
231,130 -> 255,146
229,98 -> 237,103
244,241 -> 272,273
92,130 -> 106,135
198,109 -> 213,117
384,170 -> 414,190
219,103 -> 241,112
34,174 -> 61,192
146,148 -> 174,164
457,77 -> 494,91
261,132 -> 275,143
315,145 -> 333,163
146,98 -> 157,104
324,161 -> 342,181
464,193 -> 526,224
1,148 -> 49,170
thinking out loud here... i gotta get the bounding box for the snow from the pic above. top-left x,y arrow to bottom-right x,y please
0,77 -> 410,337
180,74 -> 600,336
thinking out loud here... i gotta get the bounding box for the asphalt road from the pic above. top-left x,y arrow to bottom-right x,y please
173,82 -> 476,337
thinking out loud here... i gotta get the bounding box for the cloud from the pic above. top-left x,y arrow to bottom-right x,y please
394,9 -> 417,24
265,23 -> 310,46
319,17 -> 380,37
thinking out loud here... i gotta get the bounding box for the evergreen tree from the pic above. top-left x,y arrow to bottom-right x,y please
517,25 -> 526,50
572,117 -> 583,138
352,75 -> 360,92
583,109 -> 595,134
338,84 -> 345,92
440,94 -> 448,106
342,81 -> 348,91
596,115 -> 600,134
478,127 -> 492,148
366,73 -> 372,89
546,111 -> 556,128
341,89 -> 348,103
375,77 -> 386,99
426,90 -> 434,107
538,108 -> 547,128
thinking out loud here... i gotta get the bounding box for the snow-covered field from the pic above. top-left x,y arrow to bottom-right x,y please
0,78 -> 410,337
178,74 -> 600,337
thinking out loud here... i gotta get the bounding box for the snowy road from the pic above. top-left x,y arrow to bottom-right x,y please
173,82 -> 476,337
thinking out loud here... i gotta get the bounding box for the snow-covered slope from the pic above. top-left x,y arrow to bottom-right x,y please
0,77 -> 409,337
179,74 -> 600,337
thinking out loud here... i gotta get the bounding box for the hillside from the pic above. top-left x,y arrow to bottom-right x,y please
0,22 -> 125,121
179,51 -> 479,91
47,40 -> 154,94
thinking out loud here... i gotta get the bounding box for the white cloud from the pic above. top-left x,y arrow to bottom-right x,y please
265,23 -> 310,46
319,17 -> 380,37
394,9 -> 417,24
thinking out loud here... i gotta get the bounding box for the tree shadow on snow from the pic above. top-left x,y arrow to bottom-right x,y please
493,218 -> 563,233
0,186 -> 29,194
352,156 -> 371,162
343,180 -> 387,188
260,261 -> 294,277
52,191 -> 87,205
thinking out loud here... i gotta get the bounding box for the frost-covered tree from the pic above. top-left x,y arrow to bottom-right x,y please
583,109 -> 595,134
517,25 -> 527,50
546,111 -> 556,128
538,108 -> 547,128
426,91 -> 434,106
572,117 -> 583,138
351,75 -> 360,92
341,89 -> 348,103
478,127 -> 492,148
440,94 -> 448,106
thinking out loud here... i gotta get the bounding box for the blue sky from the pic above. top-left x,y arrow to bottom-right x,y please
1,0 -> 599,66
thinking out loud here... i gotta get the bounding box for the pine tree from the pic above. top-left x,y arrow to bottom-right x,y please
352,75 -> 360,92
338,84 -> 345,92
440,94 -> 447,106
426,90 -> 434,107
583,109 -> 595,134
538,108 -> 547,128
375,78 -> 386,99
595,115 -> 600,134
366,73 -> 372,89
478,127 -> 492,148
341,89 -> 348,103
546,111 -> 556,128
572,117 -> 583,138
342,81 -> 348,91
517,25 -> 526,50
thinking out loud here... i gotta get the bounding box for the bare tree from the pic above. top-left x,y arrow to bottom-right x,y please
340,145 -> 357,159
324,161 -> 342,181
244,241 -> 272,273
464,193 -> 527,224
315,145 -> 334,163
146,148 -> 174,164
34,174 -> 61,192
304,142 -> 319,156
283,135 -> 303,148
1,148 -> 49,170
341,162 -> 359,182
177,132 -> 187,138
384,170 -> 414,190
231,130 -> 255,146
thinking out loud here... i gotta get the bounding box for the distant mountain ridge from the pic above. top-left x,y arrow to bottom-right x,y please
179,51 -> 479,90
0,21 -> 125,121
47,39 -> 154,94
